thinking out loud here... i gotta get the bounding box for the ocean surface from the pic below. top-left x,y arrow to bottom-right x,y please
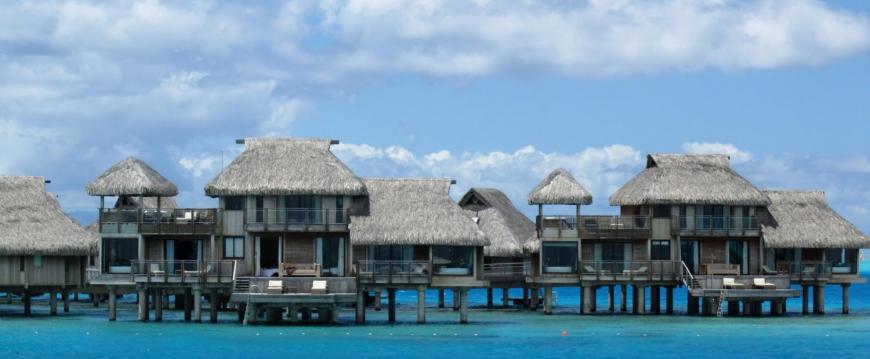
3,263 -> 870,358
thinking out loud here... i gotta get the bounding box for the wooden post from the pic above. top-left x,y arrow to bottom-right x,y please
665,286 -> 674,314
842,283 -> 850,314
543,286 -> 552,315
437,289 -> 445,308
501,288 -> 509,308
522,287 -> 529,308
635,285 -> 646,314
650,286 -> 660,314
356,290 -> 366,324
417,286 -> 426,324
452,288 -> 460,311
727,301 -> 739,316
781,298 -> 787,315
486,288 -> 493,308
23,291 -> 31,316
743,300 -> 751,316
459,288 -> 469,324
530,287 -> 539,310
582,286 -> 593,314
701,297 -> 713,316
193,288 -> 203,322
802,285 -> 809,315
331,307 -> 341,324
108,287 -> 117,321
155,289 -> 163,322
62,289 -> 70,313
387,288 -> 397,323
243,303 -> 256,325
374,290 -> 382,311
620,284 -> 628,312
687,294 -> 699,315
608,285 -> 615,312
49,290 -> 58,316
590,286 -> 597,313
210,289 -> 219,323
813,285 -> 825,314
138,288 -> 149,321
183,288 -> 192,321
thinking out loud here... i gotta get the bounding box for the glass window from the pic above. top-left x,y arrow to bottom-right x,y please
335,196 -> 345,224
432,246 -> 474,276
651,240 -> 671,260
224,196 -> 245,210
33,255 -> 42,269
104,238 -> 138,273
726,240 -> 749,275
653,205 -> 671,218
679,205 -> 687,229
255,196 -> 264,223
223,237 -> 245,259
542,242 -> 578,274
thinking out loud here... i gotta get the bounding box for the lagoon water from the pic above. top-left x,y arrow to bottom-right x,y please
3,264 -> 870,358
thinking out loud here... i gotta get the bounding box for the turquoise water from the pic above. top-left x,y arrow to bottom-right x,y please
3,266 -> 870,358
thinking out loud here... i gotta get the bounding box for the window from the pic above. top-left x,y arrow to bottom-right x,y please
33,255 -> 42,269
224,196 -> 245,210
679,205 -> 687,229
104,238 -> 138,273
223,237 -> 245,259
653,205 -> 671,218
726,240 -> 749,275
651,240 -> 671,260
285,195 -> 319,224
432,246 -> 474,275
335,196 -> 345,224
542,242 -> 578,274
255,196 -> 263,223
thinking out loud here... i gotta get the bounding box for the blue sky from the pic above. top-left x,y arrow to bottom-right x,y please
0,0 -> 868,235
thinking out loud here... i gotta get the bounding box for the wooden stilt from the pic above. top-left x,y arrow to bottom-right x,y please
193,288 -> 202,323
374,290 -> 382,311
743,300 -> 751,316
543,286 -> 553,315
620,284 -> 628,312
437,289 -> 444,308
842,283 -> 850,314
486,288 -> 493,308
501,288 -> 509,308
155,289 -> 163,322
687,294 -> 699,316
356,290 -> 366,324
666,286 -> 674,314
62,289 -> 70,313
530,287 -> 539,310
183,288 -> 192,321
727,301 -> 739,316
209,289 -> 219,323
417,286 -> 426,324
452,288 -> 460,311
813,285 -> 825,314
522,287 -> 529,308
635,286 -> 646,314
137,288 -> 149,322
608,285 -> 615,312
801,285 -> 809,314
49,291 -> 58,316
387,288 -> 397,323
108,287 -> 117,321
582,286 -> 593,314
459,288 -> 469,324
651,286 -> 660,314
590,286 -> 597,313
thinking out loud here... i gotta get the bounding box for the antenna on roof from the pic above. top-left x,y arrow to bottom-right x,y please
235,139 -> 245,144
330,139 -> 340,145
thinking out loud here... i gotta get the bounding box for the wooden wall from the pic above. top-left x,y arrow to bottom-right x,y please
0,256 -> 84,287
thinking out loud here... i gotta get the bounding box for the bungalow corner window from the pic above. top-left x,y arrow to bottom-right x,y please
651,240 -> 671,260
104,237 -> 137,273
542,242 -> 578,274
223,237 -> 245,259
33,255 -> 42,269
224,196 -> 245,210
432,246 -> 473,275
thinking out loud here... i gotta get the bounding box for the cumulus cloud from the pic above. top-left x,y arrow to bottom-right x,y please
682,142 -> 753,164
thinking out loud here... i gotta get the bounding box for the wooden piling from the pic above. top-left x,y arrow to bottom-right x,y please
486,288 -> 493,308
374,290 -> 382,311
209,289 -> 219,323
502,288 -> 509,308
620,284 -> 628,312
665,286 -> 674,314
137,288 -> 149,322
23,291 -> 31,316
802,285 -> 809,315
49,291 -> 58,316
183,288 -> 192,321
155,289 -> 163,322
437,289 -> 444,308
417,286 -> 426,324
356,290 -> 366,324
842,284 -> 850,314
108,287 -> 117,321
459,288 -> 469,324
581,286 -> 593,314
543,286 -> 552,315
193,288 -> 202,323
522,287 -> 529,308
608,285 -> 615,312
452,288 -> 460,311
742,300 -> 751,316
62,289 -> 70,313
813,285 -> 825,314
530,287 -> 539,310
387,288 -> 397,323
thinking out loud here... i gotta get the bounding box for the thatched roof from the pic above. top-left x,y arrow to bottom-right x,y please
86,157 -> 178,197
205,138 -> 366,197
350,179 -> 488,246
115,196 -> 177,209
528,168 -> 592,205
0,176 -> 97,256
762,190 -> 870,249
609,154 -> 770,206
460,188 -> 535,257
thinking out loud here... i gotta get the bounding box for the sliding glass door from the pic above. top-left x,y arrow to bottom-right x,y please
680,240 -> 700,274
316,237 -> 345,277
726,240 -> 749,275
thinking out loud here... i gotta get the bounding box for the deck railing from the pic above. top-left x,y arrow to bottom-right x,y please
99,208 -> 220,234
483,262 -> 529,280
692,275 -> 792,290
130,259 -> 236,284
236,276 -> 357,295
577,260 -> 683,282
774,261 -> 835,280
245,208 -> 347,231
577,215 -> 651,239
356,260 -> 432,284
675,215 -> 759,236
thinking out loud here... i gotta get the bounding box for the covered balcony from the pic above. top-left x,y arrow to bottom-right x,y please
98,208 -> 220,235
244,208 -> 348,232
674,215 -> 760,237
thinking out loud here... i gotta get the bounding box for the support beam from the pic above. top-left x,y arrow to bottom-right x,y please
650,286 -> 660,314
49,291 -> 58,316
183,288 -> 192,321
802,285 -> 809,315
665,286 -> 674,315
727,301 -> 740,316
522,287 -> 529,308
743,300 -> 751,316
543,286 -> 553,315
608,285 -> 615,312
452,288 -> 460,311
459,288 -> 469,324
356,290 -> 366,324
62,289 -> 70,313
193,288 -> 202,323
417,286 -> 426,324
620,284 -> 628,312
582,286 -> 593,314
137,288 -> 149,322
374,290 -> 382,311
530,287 -> 539,311
387,288 -> 397,323
502,288 -> 509,308
155,289 -> 163,322
437,289 -> 445,308
842,284 -> 850,314
635,285 -> 646,314
687,294 -> 699,316
590,286 -> 597,313
486,288 -> 493,308
108,287 -> 117,321
813,285 -> 825,314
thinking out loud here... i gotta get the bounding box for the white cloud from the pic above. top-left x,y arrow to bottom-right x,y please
178,154 -> 219,178
682,142 -> 753,164
261,98 -> 305,134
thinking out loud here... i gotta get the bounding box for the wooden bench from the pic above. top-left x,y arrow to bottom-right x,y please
280,262 -> 321,277
702,263 -> 740,275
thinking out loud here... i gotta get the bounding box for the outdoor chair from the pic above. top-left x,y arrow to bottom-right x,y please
722,277 -> 744,289
753,278 -> 777,289
311,280 -> 328,295
266,280 -> 284,294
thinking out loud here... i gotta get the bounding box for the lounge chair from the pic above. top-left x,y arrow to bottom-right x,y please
753,278 -> 777,289
623,266 -> 648,275
722,277 -> 744,289
761,265 -> 778,275
266,280 -> 284,294
583,265 -> 608,275
311,280 -> 328,295
149,263 -> 165,275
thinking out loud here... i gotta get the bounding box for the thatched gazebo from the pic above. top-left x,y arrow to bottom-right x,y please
526,168 -> 592,253
0,176 -> 96,315
86,157 -> 178,198
761,189 -> 870,314
349,178 -> 487,324
205,138 -> 367,197
609,154 -> 769,206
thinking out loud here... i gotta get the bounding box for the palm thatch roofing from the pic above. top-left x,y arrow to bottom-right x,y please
609,154 -> 770,206
116,196 -> 177,209
86,157 -> 178,197
459,188 -> 535,257
761,190 -> 870,249
205,138 -> 366,197
0,176 -> 97,256
350,179 -> 488,246
528,168 -> 593,205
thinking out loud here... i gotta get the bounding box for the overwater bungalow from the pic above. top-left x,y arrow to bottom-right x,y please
526,168 -> 593,314
459,188 -> 536,309
761,190 -> 870,314
0,176 -> 96,315
351,179 -> 489,324
207,138 -> 365,324
86,157 -> 232,322
610,154 -> 796,316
